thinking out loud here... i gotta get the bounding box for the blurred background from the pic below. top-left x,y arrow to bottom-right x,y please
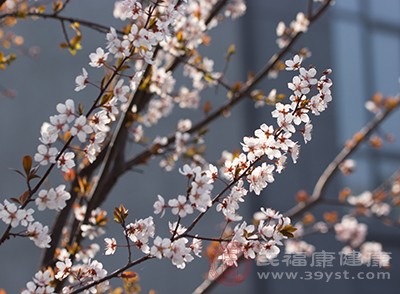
0,0 -> 399,293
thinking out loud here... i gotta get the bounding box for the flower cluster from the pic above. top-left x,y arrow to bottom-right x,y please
0,199 -> 51,248
334,216 -> 367,248
36,185 -> 70,211
118,55 -> 332,270
0,200 -> 33,228
22,269 -> 55,294
125,216 -> 155,254
155,164 -> 215,216
215,55 -> 332,226
276,12 -> 310,48
5,1 -> 376,293
346,190 -> 391,217
149,222 -> 202,269
54,258 -> 109,293
219,208 -> 295,266
74,205 -> 108,240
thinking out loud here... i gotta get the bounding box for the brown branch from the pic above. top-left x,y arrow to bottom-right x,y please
123,0 -> 333,175
205,0 -> 228,25
190,1 -> 336,293
180,157 -> 261,239
285,100 -> 400,218
40,141 -> 109,267
0,11 -> 123,35
0,55 -> 129,246
70,255 -> 153,294
60,0 -> 233,256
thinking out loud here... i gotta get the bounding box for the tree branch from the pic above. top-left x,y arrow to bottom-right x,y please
285,100 -> 400,218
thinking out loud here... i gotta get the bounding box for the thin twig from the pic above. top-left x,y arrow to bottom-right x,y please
0,51 -> 130,246
70,255 -> 153,294
285,102 -> 400,218
0,11 -> 123,35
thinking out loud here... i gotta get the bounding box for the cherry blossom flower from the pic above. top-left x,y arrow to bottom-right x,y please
166,238 -> 193,269
299,67 -> 318,86
22,269 -> 55,294
291,12 -> 309,33
168,221 -> 187,236
301,121 -> 313,143
290,143 -> 300,163
104,238 -> 117,255
225,0 -> 246,19
89,47 -> 109,68
49,115 -> 69,133
113,1 -> 129,20
371,202 -> 391,216
106,28 -> 130,58
56,99 -> 75,123
347,191 -> 373,207
153,195 -> 166,217
57,152 -> 75,172
168,195 -> 194,217
339,159 -> 356,175
39,122 -> 58,145
75,68 -> 89,91
34,270 -> 53,285
55,259 -> 72,280
0,200 -> 27,227
259,240 -> 280,260
34,144 -> 58,166
126,0 -> 143,20
285,55 -> 302,71
285,239 -> 315,256
18,208 -> 34,227
219,241 -> 241,267
125,217 -> 155,253
334,216 -> 367,248
90,110 -> 111,133
150,236 -> 171,259
81,224 -> 105,240
288,75 -> 310,96
174,87 -> 200,109
247,163 -> 275,195
190,237 -> 202,257
70,115 -> 93,143
101,96 -> 118,119
132,124 -> 143,142
113,79 -> 130,103
179,164 -> 201,178
177,119 -> 192,132
27,221 -> 51,248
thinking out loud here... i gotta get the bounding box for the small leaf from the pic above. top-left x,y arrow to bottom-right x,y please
28,172 -> 41,181
36,5 -> 46,13
52,0 -> 63,13
11,168 -> 26,179
100,93 -> 112,106
22,155 -> 32,176
78,103 -> 84,115
118,65 -> 131,72
19,190 -> 30,204
203,101 -> 212,114
113,204 -> 129,224
10,197 -> 22,205
280,224 -> 297,238
226,44 -> 235,61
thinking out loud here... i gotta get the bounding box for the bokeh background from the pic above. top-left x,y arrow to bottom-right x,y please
0,0 -> 399,293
